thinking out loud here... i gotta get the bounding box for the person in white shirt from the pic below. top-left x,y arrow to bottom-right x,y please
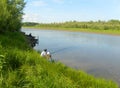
41,49 -> 47,57
41,49 -> 52,61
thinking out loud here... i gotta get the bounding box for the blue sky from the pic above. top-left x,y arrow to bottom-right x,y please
23,0 -> 120,23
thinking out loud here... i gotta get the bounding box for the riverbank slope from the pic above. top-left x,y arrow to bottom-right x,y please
0,31 -> 118,88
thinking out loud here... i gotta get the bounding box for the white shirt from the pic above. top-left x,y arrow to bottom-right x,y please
41,51 -> 47,57
47,52 -> 50,55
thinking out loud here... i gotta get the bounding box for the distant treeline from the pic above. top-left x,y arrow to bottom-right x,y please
23,22 -> 39,26
23,20 -> 120,30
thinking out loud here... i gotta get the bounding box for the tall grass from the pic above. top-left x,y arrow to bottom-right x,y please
0,31 -> 30,49
0,31 -> 118,88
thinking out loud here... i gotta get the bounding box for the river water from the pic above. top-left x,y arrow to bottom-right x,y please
22,28 -> 120,85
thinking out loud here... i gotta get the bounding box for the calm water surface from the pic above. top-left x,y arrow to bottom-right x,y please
22,28 -> 120,85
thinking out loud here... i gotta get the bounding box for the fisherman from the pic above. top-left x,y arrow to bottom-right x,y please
41,49 -> 47,57
41,49 -> 52,61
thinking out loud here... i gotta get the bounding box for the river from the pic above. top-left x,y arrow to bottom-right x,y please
22,28 -> 120,85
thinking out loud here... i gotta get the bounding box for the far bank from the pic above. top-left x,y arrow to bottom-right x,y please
23,20 -> 120,36
23,26 -> 120,36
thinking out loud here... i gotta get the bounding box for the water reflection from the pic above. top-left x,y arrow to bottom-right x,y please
22,28 -> 120,85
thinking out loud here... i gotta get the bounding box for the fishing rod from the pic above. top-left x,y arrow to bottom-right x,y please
51,46 -> 73,54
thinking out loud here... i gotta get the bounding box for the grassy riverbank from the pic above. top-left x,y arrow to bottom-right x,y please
23,20 -> 120,35
0,31 -> 118,88
24,26 -> 120,36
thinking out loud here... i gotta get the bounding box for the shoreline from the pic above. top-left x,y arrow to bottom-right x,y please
23,26 -> 120,36
21,32 -> 38,48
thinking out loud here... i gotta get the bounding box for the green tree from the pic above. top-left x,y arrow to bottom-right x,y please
0,0 -> 25,32
0,0 -> 9,32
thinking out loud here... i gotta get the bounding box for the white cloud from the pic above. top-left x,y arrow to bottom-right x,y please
23,13 -> 68,23
23,13 -> 57,23
29,0 -> 47,7
23,13 -> 40,22
52,0 -> 65,4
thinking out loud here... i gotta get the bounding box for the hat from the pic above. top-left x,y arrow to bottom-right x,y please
44,49 -> 47,51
